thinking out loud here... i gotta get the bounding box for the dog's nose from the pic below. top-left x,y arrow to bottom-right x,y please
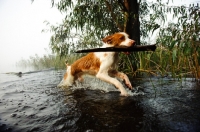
131,39 -> 135,44
129,39 -> 135,46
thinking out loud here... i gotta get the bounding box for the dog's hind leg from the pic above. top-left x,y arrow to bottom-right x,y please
57,66 -> 74,88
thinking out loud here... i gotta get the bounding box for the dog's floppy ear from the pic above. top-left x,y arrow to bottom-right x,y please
102,35 -> 113,44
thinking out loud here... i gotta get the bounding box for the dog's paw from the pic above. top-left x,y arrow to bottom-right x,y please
120,91 -> 129,96
125,82 -> 133,90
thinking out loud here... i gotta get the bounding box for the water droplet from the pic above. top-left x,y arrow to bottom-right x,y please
14,123 -> 18,125
10,113 -> 17,117
86,129 -> 94,132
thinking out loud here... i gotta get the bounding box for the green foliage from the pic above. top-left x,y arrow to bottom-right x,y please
46,1 -> 122,58
43,0 -> 200,79
48,0 -> 197,55
155,3 -> 200,78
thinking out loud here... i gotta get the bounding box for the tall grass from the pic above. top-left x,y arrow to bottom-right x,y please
16,53 -> 82,71
120,44 -> 200,80
17,44 -> 199,81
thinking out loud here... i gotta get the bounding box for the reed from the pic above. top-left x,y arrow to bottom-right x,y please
123,44 -> 200,80
17,43 -> 199,80
16,53 -> 82,70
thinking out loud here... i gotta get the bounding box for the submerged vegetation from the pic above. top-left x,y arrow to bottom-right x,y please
25,0 -> 199,80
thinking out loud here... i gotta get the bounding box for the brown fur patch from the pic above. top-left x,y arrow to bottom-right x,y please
71,53 -> 101,76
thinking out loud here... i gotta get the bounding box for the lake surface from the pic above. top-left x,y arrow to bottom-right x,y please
0,69 -> 200,132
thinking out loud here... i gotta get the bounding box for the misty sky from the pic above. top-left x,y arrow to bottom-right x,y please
0,0 -> 63,72
0,0 -> 198,73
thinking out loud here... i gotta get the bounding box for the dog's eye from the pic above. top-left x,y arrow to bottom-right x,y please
107,38 -> 112,44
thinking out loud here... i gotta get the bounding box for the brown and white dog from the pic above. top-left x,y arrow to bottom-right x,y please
57,32 -> 135,96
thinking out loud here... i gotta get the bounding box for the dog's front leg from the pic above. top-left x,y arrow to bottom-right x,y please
96,72 -> 128,96
109,70 -> 133,90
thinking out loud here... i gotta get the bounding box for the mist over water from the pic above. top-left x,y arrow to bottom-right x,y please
0,64 -> 34,84
0,63 -> 33,73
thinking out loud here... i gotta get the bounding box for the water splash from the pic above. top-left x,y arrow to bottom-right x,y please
70,75 -> 145,96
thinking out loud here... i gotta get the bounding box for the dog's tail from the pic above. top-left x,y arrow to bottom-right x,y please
65,60 -> 69,67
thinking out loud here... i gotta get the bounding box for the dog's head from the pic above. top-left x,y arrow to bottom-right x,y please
102,32 -> 135,47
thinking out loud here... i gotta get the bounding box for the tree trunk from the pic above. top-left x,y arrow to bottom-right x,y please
124,0 -> 140,45
122,0 -> 140,72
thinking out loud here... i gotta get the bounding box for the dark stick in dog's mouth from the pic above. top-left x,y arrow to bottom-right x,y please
75,44 -> 156,53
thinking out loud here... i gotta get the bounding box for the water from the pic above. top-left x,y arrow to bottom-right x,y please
0,69 -> 200,132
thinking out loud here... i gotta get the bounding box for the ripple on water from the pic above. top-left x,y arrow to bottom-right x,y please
0,70 -> 200,132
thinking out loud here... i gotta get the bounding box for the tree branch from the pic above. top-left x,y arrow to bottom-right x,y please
117,0 -> 128,12
75,45 -> 157,53
104,0 -> 123,31
124,0 -> 130,11
123,0 -> 130,32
